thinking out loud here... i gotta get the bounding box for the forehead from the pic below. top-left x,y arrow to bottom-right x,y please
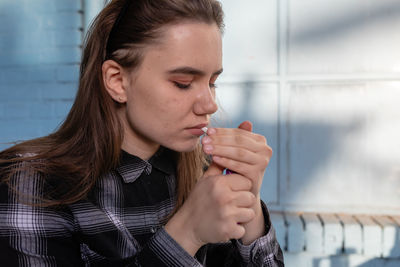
140,22 -> 222,71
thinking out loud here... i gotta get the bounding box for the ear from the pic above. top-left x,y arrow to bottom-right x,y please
102,60 -> 128,103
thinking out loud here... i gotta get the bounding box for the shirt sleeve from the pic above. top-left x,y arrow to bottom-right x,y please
132,227 -> 202,267
202,201 -> 284,267
234,201 -> 284,266
133,201 -> 284,267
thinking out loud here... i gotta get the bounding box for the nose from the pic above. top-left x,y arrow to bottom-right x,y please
193,85 -> 218,115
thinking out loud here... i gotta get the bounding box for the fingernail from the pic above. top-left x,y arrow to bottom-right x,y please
202,136 -> 211,144
208,128 -> 216,135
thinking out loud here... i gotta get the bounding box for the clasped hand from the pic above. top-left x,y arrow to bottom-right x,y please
165,121 -> 272,256
202,121 -> 272,196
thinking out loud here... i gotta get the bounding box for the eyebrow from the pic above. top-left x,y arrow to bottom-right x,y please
167,66 -> 223,76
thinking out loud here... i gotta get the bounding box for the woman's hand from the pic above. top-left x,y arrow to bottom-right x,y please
165,121 -> 272,254
165,162 -> 257,256
201,121 -> 273,244
201,121 -> 272,197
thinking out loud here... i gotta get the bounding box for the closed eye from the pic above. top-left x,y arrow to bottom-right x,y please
173,81 -> 191,89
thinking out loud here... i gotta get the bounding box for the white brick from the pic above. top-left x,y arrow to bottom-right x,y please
320,214 -> 343,255
285,213 -> 305,253
356,215 -> 382,257
373,216 -> 400,258
337,214 -> 362,254
302,213 -> 323,253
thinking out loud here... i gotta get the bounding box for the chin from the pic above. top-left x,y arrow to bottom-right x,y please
164,138 -> 200,153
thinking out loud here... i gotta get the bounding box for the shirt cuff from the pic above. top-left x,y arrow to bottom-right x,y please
140,227 -> 202,267
235,201 -> 283,265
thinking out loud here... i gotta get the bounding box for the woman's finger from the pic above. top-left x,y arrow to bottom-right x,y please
206,145 -> 261,165
203,134 -> 262,153
231,191 -> 256,207
234,207 -> 256,224
238,120 -> 253,132
212,156 -> 258,180
225,174 -> 252,191
208,127 -> 265,144
228,223 -> 246,241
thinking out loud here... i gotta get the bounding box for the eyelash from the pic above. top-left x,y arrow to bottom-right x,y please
173,82 -> 217,90
174,82 -> 191,89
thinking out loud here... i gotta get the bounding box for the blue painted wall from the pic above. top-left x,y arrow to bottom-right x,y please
0,0 -> 82,150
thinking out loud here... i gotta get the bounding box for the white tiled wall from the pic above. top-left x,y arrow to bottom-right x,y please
218,0 -> 400,215
288,0 -> 400,74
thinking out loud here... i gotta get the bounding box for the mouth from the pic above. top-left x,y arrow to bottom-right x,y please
186,123 -> 208,136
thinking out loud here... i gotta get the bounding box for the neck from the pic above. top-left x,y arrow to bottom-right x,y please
121,140 -> 159,161
118,109 -> 160,160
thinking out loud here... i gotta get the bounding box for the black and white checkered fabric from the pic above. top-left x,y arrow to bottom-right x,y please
0,148 -> 283,266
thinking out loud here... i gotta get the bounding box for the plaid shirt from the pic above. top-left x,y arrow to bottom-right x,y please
0,148 -> 284,266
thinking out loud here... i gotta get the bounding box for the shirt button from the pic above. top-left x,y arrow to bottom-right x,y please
150,227 -> 157,233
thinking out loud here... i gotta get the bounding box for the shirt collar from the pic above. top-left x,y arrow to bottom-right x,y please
116,147 -> 177,183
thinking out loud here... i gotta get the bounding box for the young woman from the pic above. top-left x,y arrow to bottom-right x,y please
0,0 -> 284,266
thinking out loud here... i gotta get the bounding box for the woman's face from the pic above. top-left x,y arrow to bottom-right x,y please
121,22 -> 222,157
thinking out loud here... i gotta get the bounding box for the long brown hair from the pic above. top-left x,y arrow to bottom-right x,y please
0,0 -> 224,210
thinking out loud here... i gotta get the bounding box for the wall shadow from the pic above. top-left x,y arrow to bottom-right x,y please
292,1 -> 400,43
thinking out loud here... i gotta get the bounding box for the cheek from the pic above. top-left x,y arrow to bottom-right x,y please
162,93 -> 188,114
158,97 -> 183,126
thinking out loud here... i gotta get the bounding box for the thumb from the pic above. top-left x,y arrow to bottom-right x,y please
204,161 -> 224,177
238,120 -> 253,132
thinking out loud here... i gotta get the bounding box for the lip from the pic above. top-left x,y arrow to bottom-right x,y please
190,123 -> 208,129
186,123 -> 208,136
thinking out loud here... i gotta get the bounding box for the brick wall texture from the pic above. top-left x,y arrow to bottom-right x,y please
0,0 -> 82,150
